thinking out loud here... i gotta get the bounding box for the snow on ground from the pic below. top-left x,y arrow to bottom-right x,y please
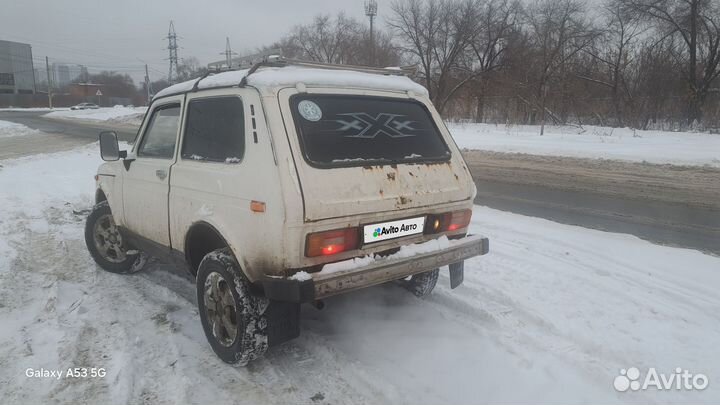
0,120 -> 40,138
448,122 -> 720,167
0,107 -> 70,112
0,146 -> 719,404
44,106 -> 147,127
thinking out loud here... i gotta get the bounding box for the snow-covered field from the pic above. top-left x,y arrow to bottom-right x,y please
44,106 -> 147,127
0,145 -> 718,404
448,122 -> 720,167
0,120 -> 40,138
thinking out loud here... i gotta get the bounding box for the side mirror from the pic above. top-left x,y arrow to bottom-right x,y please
99,131 -> 123,161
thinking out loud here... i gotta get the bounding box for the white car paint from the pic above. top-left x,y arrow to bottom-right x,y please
96,66 -> 478,286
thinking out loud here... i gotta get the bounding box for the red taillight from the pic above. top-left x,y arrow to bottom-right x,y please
306,227 -> 359,257
447,209 -> 472,231
426,209 -> 472,234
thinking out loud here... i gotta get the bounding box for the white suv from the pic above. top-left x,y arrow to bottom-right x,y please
85,58 -> 488,364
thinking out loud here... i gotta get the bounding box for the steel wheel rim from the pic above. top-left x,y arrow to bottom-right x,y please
93,214 -> 127,263
204,272 -> 238,347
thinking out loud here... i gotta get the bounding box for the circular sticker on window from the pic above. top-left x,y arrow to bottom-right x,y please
298,100 -> 322,122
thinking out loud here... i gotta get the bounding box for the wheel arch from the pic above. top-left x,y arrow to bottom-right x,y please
184,221 -> 241,277
95,188 -> 107,204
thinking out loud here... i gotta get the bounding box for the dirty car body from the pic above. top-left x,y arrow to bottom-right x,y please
89,58 -> 489,363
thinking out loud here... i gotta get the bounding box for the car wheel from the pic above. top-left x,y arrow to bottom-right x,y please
400,268 -> 439,298
196,248 -> 269,365
84,201 -> 145,274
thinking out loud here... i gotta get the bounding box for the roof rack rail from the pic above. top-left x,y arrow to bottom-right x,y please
239,56 -> 417,86
191,70 -> 214,92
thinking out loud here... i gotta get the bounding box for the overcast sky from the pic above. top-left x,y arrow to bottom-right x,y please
1,0 -> 378,83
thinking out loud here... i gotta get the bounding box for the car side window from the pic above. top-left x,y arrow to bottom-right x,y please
181,96 -> 245,162
137,104 -> 181,159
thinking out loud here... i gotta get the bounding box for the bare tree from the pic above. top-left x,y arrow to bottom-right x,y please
523,0 -> 596,133
356,28 -> 402,67
258,0 -> 719,128
465,0 -> 520,122
388,0 -> 479,113
279,13 -> 361,64
176,57 -> 208,82
273,13 -> 399,67
577,0 -> 647,126
623,0 -> 720,124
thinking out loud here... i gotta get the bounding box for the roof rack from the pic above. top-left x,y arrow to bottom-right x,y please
239,56 -> 417,86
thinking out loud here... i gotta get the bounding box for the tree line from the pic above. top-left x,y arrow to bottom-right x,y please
269,0 -> 720,130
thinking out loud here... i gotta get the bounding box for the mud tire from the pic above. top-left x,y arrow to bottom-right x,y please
85,201 -> 144,274
196,248 -> 268,365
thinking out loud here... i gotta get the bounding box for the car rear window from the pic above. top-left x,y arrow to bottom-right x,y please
289,95 -> 450,167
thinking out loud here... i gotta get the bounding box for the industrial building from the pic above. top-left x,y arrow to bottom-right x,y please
0,39 -> 36,94
51,63 -> 88,88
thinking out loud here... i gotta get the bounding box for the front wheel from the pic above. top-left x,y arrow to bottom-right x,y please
84,201 -> 145,274
196,248 -> 269,365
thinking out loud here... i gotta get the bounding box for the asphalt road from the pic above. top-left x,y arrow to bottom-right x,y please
0,110 -> 138,141
2,110 -> 718,254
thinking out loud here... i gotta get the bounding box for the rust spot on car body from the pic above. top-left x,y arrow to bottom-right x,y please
386,172 -> 396,181
419,161 -> 452,167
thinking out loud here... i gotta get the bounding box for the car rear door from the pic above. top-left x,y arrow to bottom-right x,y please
277,88 -> 475,221
122,95 -> 184,246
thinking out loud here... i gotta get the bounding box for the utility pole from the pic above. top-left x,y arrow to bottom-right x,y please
222,37 -> 237,70
144,64 -> 151,105
166,21 -> 179,83
364,0 -> 378,66
45,56 -> 52,109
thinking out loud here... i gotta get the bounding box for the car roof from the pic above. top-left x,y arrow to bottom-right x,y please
153,63 -> 428,101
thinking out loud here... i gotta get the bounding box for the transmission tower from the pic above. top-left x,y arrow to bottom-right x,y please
166,21 -> 179,83
221,37 -> 237,70
364,0 -> 378,66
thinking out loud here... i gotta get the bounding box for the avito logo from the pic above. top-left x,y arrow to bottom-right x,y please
373,222 -> 418,238
613,367 -> 709,392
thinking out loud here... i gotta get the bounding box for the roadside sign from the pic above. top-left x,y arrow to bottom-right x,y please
95,89 -> 103,96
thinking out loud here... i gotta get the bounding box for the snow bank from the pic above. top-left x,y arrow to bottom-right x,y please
1,145 -> 719,404
449,122 -> 720,167
44,106 -> 147,127
154,66 -> 428,99
0,120 -> 40,138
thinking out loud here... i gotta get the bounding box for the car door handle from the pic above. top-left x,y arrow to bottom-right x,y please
155,169 -> 167,180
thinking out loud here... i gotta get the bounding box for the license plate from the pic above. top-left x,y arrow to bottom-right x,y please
363,216 -> 425,244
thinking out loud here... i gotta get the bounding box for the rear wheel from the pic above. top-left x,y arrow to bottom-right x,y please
196,248 -> 268,365
85,201 -> 145,274
400,268 -> 439,298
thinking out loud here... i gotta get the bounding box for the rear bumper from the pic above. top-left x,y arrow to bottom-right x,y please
262,234 -> 489,302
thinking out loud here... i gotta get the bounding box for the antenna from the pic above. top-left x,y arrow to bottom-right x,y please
364,0 -> 378,66
166,21 -> 179,83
